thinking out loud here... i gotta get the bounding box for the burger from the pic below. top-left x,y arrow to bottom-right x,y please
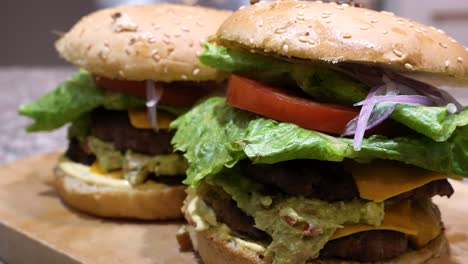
18,4 -> 230,220
171,1 -> 468,263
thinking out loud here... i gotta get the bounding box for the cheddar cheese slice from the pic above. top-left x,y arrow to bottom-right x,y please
332,200 -> 417,240
331,199 -> 442,248
128,110 -> 175,129
90,162 -> 124,179
346,160 -> 451,202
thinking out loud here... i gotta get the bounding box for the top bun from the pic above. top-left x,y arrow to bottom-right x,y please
56,4 -> 231,82
216,0 -> 468,85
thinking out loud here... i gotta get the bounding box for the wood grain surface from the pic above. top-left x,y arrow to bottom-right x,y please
0,151 -> 466,263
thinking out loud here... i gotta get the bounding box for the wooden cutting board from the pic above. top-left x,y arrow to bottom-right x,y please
0,152 -> 467,264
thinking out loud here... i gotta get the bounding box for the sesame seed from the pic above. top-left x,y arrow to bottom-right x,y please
118,70 -> 125,77
457,57 -> 464,63
125,49 -> 131,56
249,38 -> 254,44
445,60 -> 450,68
147,37 -> 157,43
383,30 -> 389,35
415,28 -> 423,33
174,33 -> 181,38
298,11 -> 304,16
404,63 -> 414,70
324,18 -> 332,23
419,27 -> 427,32
282,44 -> 289,53
451,38 -> 457,43
275,29 -> 286,34
335,5 -> 344,10
195,50 -> 202,56
258,20 -> 264,27
162,37 -> 170,44
181,75 -> 188,80
181,26 -> 190,32
342,33 -> 352,39
371,19 -> 378,23
152,53 -> 161,62
196,21 -> 204,27
360,25 -> 370,30
154,24 -> 161,30
408,24 -> 415,28
381,11 -> 394,16
341,3 -> 350,7
393,49 -> 403,57
316,1 -> 323,3
298,36 -> 308,43
398,21 -> 405,26
164,33 -> 170,38
238,5 -> 245,10
437,29 -> 445,34
321,13 -> 330,18
193,68 -> 200,76
322,11 -> 332,15
439,42 -> 448,48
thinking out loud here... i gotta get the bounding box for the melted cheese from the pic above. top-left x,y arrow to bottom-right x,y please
59,159 -> 169,190
90,162 -> 123,179
128,109 -> 175,129
332,200 -> 417,240
346,160 -> 454,202
332,200 -> 442,247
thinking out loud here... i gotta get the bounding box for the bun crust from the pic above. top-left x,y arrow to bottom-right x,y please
54,165 -> 186,220
217,0 -> 468,82
193,227 -> 449,264
56,4 -> 231,82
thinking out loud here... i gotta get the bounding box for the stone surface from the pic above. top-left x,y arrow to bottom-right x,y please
0,67 -> 73,164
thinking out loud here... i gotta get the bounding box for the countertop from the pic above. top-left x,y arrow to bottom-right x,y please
1,67 -> 468,165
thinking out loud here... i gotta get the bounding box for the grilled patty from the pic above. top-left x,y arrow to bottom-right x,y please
246,160 -> 358,202
246,160 -> 454,202
320,230 -> 408,262
65,139 -> 95,165
91,109 -> 174,155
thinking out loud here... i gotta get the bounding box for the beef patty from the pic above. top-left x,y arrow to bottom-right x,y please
245,160 -> 454,202
65,139 -> 95,165
91,109 -> 174,155
320,230 -> 408,262
246,160 -> 358,202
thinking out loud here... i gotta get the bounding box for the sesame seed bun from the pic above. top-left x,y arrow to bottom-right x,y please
54,162 -> 187,220
216,0 -> 468,86
55,4 -> 231,82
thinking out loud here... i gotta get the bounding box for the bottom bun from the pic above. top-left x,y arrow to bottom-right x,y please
192,227 -> 449,264
54,165 -> 186,220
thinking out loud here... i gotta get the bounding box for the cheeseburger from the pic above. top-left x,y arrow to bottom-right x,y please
19,4 -> 230,220
172,1 -> 468,263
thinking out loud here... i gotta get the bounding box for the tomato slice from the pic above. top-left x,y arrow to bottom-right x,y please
227,75 -> 359,135
94,76 -> 219,107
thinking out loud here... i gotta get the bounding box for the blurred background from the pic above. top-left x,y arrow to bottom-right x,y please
2,0 -> 468,163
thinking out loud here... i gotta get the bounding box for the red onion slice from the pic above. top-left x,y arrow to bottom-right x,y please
145,80 -> 164,132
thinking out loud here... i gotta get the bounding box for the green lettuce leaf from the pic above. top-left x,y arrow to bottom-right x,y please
19,70 -> 146,132
19,70 -> 188,132
171,97 -> 468,186
200,43 -> 468,142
